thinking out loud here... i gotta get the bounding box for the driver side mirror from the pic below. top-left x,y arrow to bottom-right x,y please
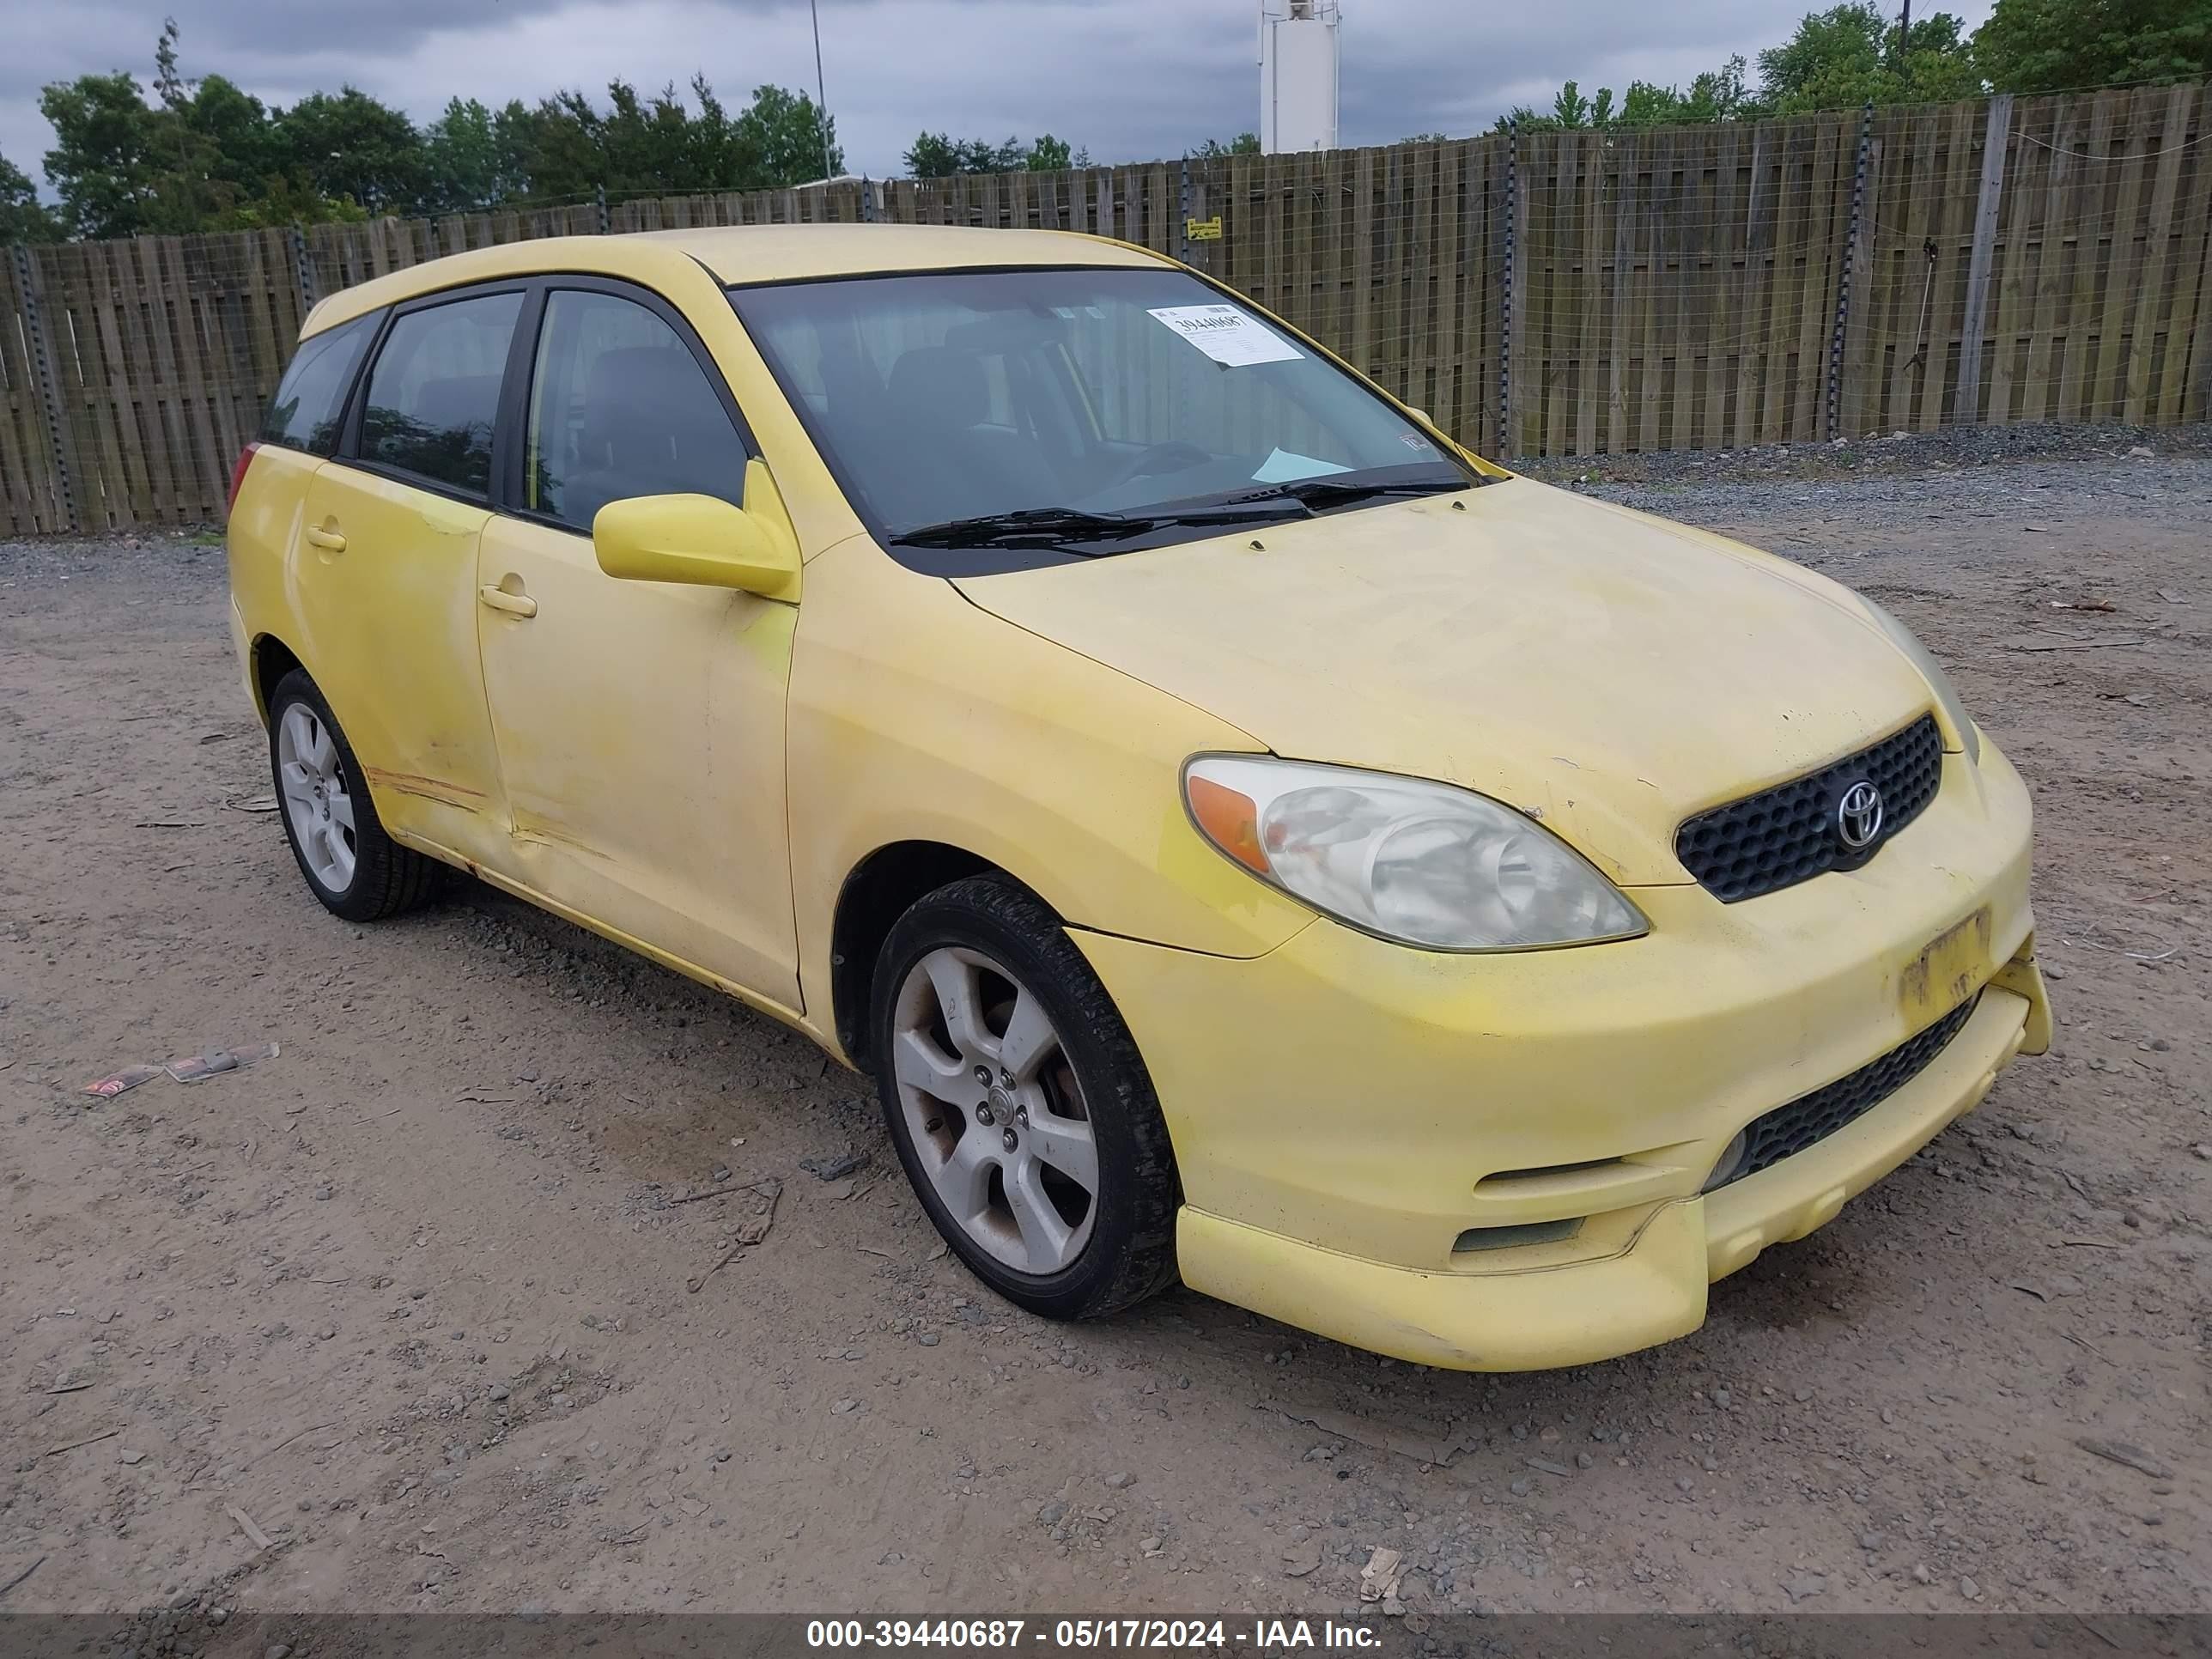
592,489 -> 800,602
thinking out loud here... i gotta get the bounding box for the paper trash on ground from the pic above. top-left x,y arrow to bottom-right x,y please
167,1041 -> 281,1084
83,1065 -> 164,1099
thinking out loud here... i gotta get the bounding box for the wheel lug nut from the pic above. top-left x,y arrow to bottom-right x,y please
1002,1128 -> 1018,1152
973,1064 -> 991,1085
1015,1106 -> 1029,1127
975,1103 -> 994,1126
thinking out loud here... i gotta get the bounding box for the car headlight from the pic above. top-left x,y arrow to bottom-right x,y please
1182,755 -> 1648,951
1861,599 -> 1979,763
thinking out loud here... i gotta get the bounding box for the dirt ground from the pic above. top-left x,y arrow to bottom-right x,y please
2,449 -> 2206,1624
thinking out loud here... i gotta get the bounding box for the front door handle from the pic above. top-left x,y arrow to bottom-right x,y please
479,585 -> 538,619
305,526 -> 346,553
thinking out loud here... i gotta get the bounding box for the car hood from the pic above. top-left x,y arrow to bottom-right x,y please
951,479 -> 1940,887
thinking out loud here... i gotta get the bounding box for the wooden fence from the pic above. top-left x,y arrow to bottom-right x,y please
2,82 -> 2205,535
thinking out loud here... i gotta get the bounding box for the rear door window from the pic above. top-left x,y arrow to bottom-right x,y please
261,313 -> 377,456
358,291 -> 525,497
523,289 -> 749,532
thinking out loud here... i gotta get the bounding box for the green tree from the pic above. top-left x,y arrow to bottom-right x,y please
902,131 -> 957,177
1554,82 -> 1595,127
503,78 -> 830,201
39,71 -> 164,237
1191,131 -> 1261,158
903,132 -> 1058,176
1611,57 -> 1758,127
33,36 -> 851,234
1683,54 -> 1759,121
420,98 -> 514,213
1,152 -> 58,241
594,79 -> 705,193
1974,0 -> 2212,93
273,88 -> 426,214
1492,79 -> 1606,131
500,92 -> 603,203
146,15 -> 211,226
736,83 -> 842,185
1758,3 -> 1980,112
38,21 -> 362,236
189,76 -> 283,213
138,21 -> 300,230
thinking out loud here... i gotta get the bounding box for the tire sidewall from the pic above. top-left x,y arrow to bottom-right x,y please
871,882 -> 1162,1321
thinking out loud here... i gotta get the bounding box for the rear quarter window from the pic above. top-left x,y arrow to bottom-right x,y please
260,312 -> 378,456
359,291 -> 526,498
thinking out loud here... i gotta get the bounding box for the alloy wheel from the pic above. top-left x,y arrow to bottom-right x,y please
276,702 -> 357,892
890,946 -> 1099,1274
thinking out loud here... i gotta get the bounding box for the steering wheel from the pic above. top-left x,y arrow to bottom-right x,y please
1100,440 -> 1213,491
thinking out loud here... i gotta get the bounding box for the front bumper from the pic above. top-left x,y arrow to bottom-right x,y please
1075,740 -> 2051,1371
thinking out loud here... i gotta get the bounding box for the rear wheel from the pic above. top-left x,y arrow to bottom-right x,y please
870,876 -> 1179,1320
267,670 -> 436,922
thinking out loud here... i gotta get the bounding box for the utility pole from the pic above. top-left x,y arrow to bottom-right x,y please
1895,0 -> 1911,71
810,0 -> 836,182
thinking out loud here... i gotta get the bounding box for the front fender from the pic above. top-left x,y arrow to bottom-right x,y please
786,539 -> 1314,1030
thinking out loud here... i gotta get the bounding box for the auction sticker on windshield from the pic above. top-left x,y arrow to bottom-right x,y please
1146,303 -> 1302,367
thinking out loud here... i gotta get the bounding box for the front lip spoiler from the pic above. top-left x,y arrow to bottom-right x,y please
1172,985 -> 2036,1372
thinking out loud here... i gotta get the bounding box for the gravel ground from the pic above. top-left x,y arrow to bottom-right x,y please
1518,419 -> 2212,489
0,447 -> 2206,1630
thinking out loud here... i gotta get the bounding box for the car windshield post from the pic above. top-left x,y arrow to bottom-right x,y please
729,266 -> 1480,568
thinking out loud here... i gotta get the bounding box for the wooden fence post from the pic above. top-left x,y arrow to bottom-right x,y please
12,244 -> 77,534
595,184 -> 611,235
1827,102 -> 1875,440
1499,120 -> 1517,458
1954,93 -> 2014,424
289,225 -> 317,312
1177,158 -> 1192,266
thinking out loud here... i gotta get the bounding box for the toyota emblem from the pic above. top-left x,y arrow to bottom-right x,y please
1836,780 -> 1884,850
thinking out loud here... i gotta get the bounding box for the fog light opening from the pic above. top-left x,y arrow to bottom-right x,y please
1702,1130 -> 1751,1194
1451,1217 -> 1584,1255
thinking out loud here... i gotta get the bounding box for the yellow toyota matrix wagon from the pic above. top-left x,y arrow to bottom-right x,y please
227,224 -> 2051,1370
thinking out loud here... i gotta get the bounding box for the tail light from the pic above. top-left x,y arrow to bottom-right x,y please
226,442 -> 261,516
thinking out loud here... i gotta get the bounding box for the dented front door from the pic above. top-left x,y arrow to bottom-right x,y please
472,514 -> 802,1012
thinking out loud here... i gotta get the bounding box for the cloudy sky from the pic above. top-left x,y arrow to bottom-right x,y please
3,0 -> 1998,190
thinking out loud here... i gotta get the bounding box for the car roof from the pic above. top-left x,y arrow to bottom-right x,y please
299,224 -> 1171,337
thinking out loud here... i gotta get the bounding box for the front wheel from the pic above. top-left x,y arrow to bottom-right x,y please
870,876 -> 1180,1320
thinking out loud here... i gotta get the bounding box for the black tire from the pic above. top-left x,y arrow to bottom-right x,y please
266,669 -> 438,922
870,875 -> 1180,1320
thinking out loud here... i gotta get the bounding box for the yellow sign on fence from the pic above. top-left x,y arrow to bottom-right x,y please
1184,216 -> 1224,242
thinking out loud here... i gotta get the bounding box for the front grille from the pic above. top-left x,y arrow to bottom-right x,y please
1676,714 -> 1944,903
1711,993 -> 1981,1190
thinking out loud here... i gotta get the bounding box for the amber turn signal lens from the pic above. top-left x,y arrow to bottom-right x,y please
1186,775 -> 1269,873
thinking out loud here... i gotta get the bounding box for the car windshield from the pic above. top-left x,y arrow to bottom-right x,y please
729,266 -> 1480,568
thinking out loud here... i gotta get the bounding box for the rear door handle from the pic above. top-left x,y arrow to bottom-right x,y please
479,585 -> 538,619
305,526 -> 346,552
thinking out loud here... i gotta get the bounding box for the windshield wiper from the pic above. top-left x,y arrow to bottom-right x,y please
1231,475 -> 1475,513
890,498 -> 1310,550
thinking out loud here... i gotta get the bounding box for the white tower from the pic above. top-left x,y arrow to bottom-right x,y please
1259,0 -> 1340,155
